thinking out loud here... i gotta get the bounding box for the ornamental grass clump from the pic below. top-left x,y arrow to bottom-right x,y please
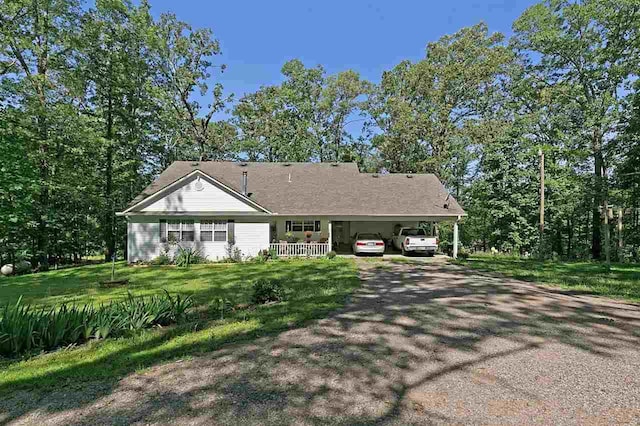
0,291 -> 194,357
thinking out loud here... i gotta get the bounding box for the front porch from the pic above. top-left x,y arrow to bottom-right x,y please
269,242 -> 331,258
268,216 -> 462,258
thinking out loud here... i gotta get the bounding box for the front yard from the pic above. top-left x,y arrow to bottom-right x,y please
458,254 -> 640,302
0,259 -> 359,394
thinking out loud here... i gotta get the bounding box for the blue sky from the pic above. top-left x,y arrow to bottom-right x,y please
146,0 -> 538,103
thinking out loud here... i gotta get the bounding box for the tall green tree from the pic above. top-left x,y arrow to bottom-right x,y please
512,0 -> 640,259
233,59 -> 370,163
369,23 -> 513,189
76,0 -> 161,260
0,0 -> 82,267
150,13 -> 230,161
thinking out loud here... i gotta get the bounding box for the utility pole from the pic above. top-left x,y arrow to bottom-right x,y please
539,149 -> 545,258
601,165 -> 611,271
617,208 -> 624,254
600,203 -> 612,271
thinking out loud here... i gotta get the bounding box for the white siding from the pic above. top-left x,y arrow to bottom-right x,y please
128,216 -> 161,262
126,216 -> 269,262
235,222 -> 270,257
194,221 -> 268,260
140,176 -> 258,213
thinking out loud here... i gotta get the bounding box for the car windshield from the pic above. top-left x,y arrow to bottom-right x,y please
401,229 -> 426,236
357,233 -> 380,240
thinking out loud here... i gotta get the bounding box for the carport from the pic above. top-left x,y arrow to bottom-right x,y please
327,215 -> 462,257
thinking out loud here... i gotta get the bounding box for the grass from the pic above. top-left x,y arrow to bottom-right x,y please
458,253 -> 640,302
0,258 -> 359,394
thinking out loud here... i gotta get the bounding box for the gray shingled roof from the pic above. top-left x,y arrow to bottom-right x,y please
125,161 -> 465,217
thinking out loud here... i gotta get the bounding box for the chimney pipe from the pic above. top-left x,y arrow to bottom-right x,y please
242,171 -> 248,196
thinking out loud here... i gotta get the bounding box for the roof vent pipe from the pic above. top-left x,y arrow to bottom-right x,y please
242,171 -> 248,196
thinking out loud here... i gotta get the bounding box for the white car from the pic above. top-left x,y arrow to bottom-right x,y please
352,233 -> 386,255
392,227 -> 438,256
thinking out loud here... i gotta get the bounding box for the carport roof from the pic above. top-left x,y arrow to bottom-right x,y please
124,161 -> 465,217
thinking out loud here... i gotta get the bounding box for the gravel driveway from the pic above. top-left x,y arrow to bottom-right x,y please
4,260 -> 640,425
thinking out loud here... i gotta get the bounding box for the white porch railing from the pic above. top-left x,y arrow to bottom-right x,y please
269,242 -> 331,258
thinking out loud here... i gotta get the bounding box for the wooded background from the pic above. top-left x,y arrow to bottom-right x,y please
1,0 -> 639,268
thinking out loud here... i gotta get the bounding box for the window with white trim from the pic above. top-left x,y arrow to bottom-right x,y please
182,220 -> 195,241
166,219 -> 194,242
200,220 -> 213,241
286,219 -> 321,233
214,220 -> 227,241
167,220 -> 181,242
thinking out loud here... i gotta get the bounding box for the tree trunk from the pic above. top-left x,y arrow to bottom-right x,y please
591,136 -> 604,260
567,218 -> 573,259
554,220 -> 563,257
35,112 -> 50,269
104,90 -> 115,261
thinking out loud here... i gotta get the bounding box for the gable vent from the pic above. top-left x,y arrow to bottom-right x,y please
194,176 -> 204,191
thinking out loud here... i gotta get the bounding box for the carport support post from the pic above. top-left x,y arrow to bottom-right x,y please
453,219 -> 459,259
328,220 -> 332,252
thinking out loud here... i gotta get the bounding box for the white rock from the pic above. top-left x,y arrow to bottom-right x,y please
1,264 -> 14,276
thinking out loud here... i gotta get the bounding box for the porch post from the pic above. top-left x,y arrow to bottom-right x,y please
453,219 -> 459,259
328,220 -> 332,252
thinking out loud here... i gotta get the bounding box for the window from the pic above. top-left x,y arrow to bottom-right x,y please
214,220 -> 227,241
166,219 -> 194,242
401,228 -> 426,236
200,220 -> 213,241
159,220 -> 167,242
200,220 -> 226,242
167,220 -> 181,242
181,220 -> 195,241
286,219 -> 321,233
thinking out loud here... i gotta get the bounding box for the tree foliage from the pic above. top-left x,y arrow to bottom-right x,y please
233,59 -> 370,163
1,0 -> 640,266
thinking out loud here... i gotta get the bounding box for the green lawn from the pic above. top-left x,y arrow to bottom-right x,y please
459,254 -> 640,302
0,259 -> 360,394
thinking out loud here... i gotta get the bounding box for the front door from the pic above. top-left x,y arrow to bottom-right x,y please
332,221 -> 351,252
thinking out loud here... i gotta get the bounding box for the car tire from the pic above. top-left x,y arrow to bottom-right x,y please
401,245 -> 407,256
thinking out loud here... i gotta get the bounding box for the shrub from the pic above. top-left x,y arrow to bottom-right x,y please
251,252 -> 268,263
268,247 -> 279,260
0,292 -> 194,357
253,248 -> 279,262
326,251 -> 337,259
285,232 -> 298,243
174,246 -> 205,267
224,244 -> 243,263
14,260 -> 32,275
151,253 -> 172,265
251,279 -> 285,304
